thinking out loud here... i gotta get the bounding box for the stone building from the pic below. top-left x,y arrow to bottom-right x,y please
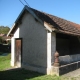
7,5 -> 80,76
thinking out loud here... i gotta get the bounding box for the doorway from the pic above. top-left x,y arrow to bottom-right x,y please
15,38 -> 22,67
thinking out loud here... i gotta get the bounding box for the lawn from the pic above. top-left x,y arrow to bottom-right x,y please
0,53 -> 80,80
0,53 -> 11,71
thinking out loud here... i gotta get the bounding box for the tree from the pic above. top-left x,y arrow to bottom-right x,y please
0,37 -> 3,44
0,26 -> 10,34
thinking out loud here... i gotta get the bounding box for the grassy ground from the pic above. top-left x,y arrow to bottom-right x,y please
0,53 -> 80,80
0,53 -> 11,71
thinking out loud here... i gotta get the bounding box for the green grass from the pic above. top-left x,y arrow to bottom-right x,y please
0,53 -> 11,71
0,68 -> 61,80
0,53 -> 80,80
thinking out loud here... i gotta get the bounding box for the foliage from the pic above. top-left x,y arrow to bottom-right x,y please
7,40 -> 11,45
0,26 -> 10,34
0,26 -> 10,44
0,36 -> 7,44
0,37 -> 3,44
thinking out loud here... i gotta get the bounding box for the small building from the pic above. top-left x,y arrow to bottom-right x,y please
0,33 -> 5,37
2,35 -> 11,44
7,6 -> 80,76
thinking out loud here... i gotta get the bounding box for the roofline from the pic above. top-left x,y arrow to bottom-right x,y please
7,6 -> 26,37
7,5 -> 53,37
15,6 -> 26,23
7,23 -> 15,37
8,5 -> 80,37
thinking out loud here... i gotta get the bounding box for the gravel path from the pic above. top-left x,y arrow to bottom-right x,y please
61,68 -> 80,79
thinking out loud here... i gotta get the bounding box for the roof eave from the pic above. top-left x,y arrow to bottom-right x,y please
7,5 -> 53,37
44,21 -> 56,32
55,30 -> 80,37
7,23 -> 16,37
7,6 -> 26,37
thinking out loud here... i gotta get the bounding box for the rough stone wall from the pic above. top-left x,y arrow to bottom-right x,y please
19,12 -> 47,68
11,11 -> 57,75
59,54 -> 80,65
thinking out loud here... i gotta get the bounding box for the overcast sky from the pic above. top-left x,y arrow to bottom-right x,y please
0,0 -> 80,28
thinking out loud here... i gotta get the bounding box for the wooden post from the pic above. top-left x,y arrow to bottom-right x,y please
54,51 -> 59,67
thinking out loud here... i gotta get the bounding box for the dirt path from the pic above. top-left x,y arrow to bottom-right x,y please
62,68 -> 80,79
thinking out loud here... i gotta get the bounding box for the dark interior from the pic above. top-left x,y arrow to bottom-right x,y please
56,33 -> 80,56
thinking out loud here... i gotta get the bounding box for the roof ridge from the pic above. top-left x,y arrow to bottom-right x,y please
7,6 -> 80,36
30,7 -> 80,26
45,13 -> 80,26
30,8 -> 80,36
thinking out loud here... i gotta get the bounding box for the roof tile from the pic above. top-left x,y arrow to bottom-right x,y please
32,8 -> 80,36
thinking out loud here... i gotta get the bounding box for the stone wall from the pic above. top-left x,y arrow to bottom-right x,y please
59,54 -> 80,65
11,11 -> 57,75
19,12 -> 48,71
59,61 -> 80,75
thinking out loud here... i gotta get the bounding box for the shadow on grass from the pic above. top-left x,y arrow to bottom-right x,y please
0,44 -> 11,54
0,68 -> 44,80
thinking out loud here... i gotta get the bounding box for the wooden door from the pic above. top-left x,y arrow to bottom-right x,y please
15,38 -> 22,67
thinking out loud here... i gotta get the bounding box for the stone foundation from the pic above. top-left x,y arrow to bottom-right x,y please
59,61 -> 80,75
51,61 -> 80,76
22,63 -> 53,75
11,61 -> 80,76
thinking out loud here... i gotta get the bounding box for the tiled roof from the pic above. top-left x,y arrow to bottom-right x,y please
32,8 -> 80,36
7,6 -> 80,37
